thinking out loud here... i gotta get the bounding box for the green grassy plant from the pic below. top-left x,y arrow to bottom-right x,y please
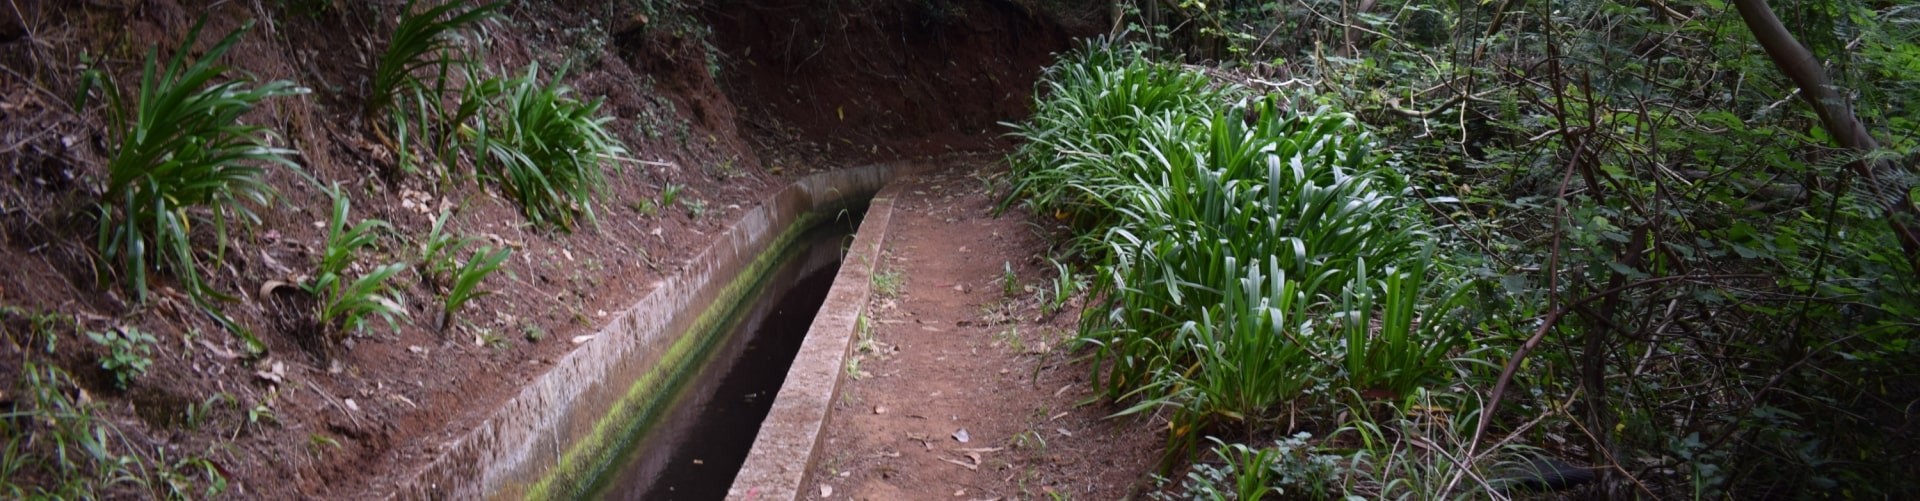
1003,37 -> 1220,236
1,363 -> 139,496
1083,104 -> 1422,406
1039,258 -> 1086,316
1334,246 -> 1471,396
872,269 -> 904,297
484,330 -> 509,349
414,207 -> 511,331
1009,43 -> 1465,468
381,2 -> 505,176
367,0 -> 503,118
440,245 -> 511,332
91,20 -> 306,303
471,64 -> 629,230
0,306 -> 74,354
304,186 -> 409,337
999,261 -> 1021,297
1333,392 -> 1517,498
628,198 -> 660,216
418,208 -> 468,288
1154,434 -> 1345,500
432,56 -> 510,166
0,363 -> 226,497
86,327 -> 156,389
660,183 -> 684,207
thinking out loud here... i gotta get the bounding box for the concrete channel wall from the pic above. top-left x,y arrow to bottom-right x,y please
390,166 -> 899,500
728,180 -> 900,501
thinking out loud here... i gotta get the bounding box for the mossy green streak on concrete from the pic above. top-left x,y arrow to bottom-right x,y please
517,211 -> 830,500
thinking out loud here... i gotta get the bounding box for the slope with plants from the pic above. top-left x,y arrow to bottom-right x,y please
1008,40 -> 1496,497
1004,0 -> 1919,496
2,0 -> 1096,496
0,1 -> 780,497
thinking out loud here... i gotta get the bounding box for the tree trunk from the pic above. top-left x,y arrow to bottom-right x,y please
1733,0 -> 1920,276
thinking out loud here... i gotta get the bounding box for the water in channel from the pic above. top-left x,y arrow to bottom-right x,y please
591,220 -> 855,500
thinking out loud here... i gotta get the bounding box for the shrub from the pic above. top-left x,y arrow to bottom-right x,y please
86,327 -> 155,389
304,186 -> 409,338
470,64 -> 628,230
366,0 -> 503,118
1008,46 -> 1461,465
1004,38 -> 1221,238
418,208 -> 468,288
439,245 -> 510,332
0,363 -> 227,497
91,20 -> 306,303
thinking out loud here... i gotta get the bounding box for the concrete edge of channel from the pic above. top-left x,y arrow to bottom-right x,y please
384,165 -> 900,500
726,180 -> 903,501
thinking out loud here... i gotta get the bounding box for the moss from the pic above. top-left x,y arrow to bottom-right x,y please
516,211 -> 827,500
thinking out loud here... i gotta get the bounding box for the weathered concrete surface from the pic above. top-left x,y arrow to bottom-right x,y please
727,182 -> 900,501
387,165 -> 898,500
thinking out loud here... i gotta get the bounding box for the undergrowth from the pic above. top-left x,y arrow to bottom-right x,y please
1012,0 -> 1920,496
469,63 -> 628,230
304,186 -> 409,343
1010,39 -> 1469,468
86,20 -> 304,305
370,0 -> 503,176
367,0 -> 503,120
0,362 -> 227,498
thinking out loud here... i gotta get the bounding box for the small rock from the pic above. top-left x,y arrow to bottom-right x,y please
571,335 -> 595,345
952,428 -> 970,443
254,360 -> 286,385
874,405 -> 888,415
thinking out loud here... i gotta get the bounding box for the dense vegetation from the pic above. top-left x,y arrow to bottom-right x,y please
2,0 -> 1911,497
1007,0 -> 1917,497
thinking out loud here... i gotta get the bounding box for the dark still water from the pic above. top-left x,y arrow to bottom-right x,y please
592,228 -> 847,501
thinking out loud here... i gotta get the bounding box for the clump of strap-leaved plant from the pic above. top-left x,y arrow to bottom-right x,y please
84,19 -> 305,354
417,208 -> 511,333
300,185 -> 409,355
1007,38 -> 1473,480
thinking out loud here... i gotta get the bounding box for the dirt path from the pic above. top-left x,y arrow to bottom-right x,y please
804,158 -> 1159,500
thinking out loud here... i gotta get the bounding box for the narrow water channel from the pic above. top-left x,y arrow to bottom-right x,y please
589,219 -> 856,500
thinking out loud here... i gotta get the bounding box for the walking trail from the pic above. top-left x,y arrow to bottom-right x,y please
802,157 -> 1160,500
